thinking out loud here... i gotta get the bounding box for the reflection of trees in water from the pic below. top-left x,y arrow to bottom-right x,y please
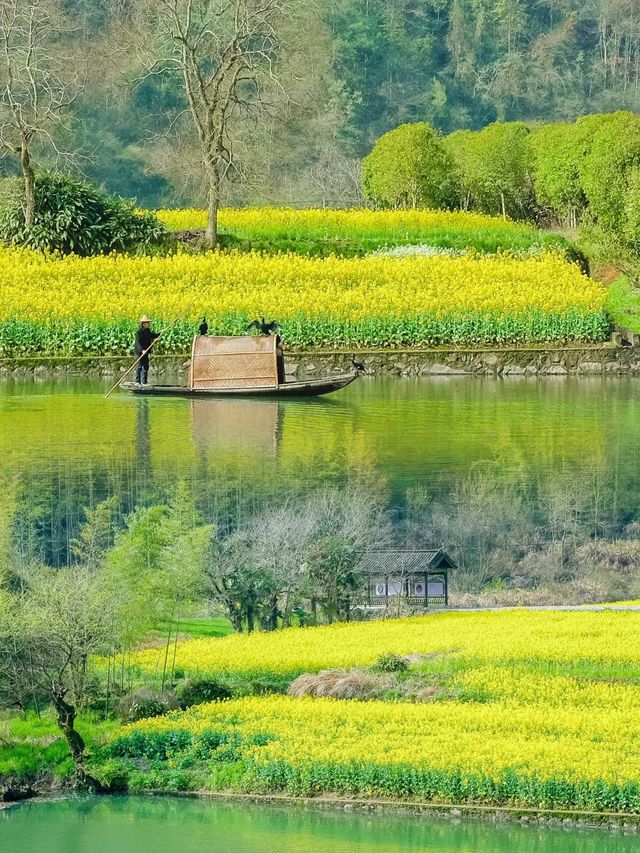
5,387 -> 640,601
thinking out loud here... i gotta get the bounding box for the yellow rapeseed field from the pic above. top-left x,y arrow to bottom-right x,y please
154,206 -> 523,235
130,609 -> 640,675
0,247 -> 603,323
128,688 -> 640,786
116,610 -> 640,809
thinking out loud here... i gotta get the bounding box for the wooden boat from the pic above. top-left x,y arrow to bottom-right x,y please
120,334 -> 359,398
121,373 -> 357,398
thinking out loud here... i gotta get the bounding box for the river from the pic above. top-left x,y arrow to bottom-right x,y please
2,374 -> 640,593
1,797 -> 637,853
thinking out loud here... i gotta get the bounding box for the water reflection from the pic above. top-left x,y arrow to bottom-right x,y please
2,375 -> 640,598
2,797 -> 639,853
190,399 -> 284,458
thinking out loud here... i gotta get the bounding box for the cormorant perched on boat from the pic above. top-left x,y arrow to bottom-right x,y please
247,317 -> 282,336
198,317 -> 208,336
351,357 -> 366,374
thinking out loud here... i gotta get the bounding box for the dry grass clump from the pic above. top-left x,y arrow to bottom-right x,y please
288,665 -> 453,703
288,668 -> 391,700
450,580 -> 610,608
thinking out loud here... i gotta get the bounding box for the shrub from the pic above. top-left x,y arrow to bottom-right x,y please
175,678 -> 232,709
530,123 -> 588,227
374,653 -> 408,673
117,688 -> 179,723
445,122 -> 535,220
362,122 -> 458,209
0,172 -> 166,256
578,111 -> 640,234
107,729 -> 193,761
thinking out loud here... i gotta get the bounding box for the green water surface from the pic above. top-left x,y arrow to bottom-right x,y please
1,797 -> 637,853
2,374 -> 640,582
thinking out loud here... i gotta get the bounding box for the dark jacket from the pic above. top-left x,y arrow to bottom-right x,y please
134,326 -> 160,356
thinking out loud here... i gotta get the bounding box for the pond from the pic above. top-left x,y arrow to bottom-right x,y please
1,797 -> 638,853
2,374 -> 640,592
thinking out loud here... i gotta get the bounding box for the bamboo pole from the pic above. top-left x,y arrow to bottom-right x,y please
104,303 -> 196,398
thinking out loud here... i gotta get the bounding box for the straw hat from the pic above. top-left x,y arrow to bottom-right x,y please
139,315 -> 152,323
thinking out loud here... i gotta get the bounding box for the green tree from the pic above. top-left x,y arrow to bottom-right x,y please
530,123 -> 587,227
362,122 -> 458,209
444,129 -> 475,210
579,111 -> 640,234
105,487 -> 212,647
0,564 -> 126,787
445,121 -> 534,219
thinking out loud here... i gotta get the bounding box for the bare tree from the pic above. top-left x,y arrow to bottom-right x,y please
0,0 -> 84,226
132,0 -> 296,248
303,486 -> 391,623
244,501 -> 315,629
0,566 -> 125,788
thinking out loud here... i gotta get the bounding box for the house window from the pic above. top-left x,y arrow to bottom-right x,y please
412,579 -> 426,597
372,579 -> 386,597
428,580 -> 445,597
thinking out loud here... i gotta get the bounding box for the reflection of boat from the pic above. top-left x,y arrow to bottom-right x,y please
191,399 -> 282,457
120,335 -> 358,398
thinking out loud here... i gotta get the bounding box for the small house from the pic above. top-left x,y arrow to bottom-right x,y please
359,549 -> 456,608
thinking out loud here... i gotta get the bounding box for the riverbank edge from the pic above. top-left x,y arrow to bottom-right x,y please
3,789 -> 640,833
2,342 -> 640,378
144,789 -> 640,832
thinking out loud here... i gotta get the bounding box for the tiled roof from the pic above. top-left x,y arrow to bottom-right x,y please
358,549 -> 455,574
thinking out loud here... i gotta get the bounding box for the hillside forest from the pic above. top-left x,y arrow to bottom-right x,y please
2,0 -> 640,208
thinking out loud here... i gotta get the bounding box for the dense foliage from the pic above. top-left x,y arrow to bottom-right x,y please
4,2 -> 640,208
445,122 -> 535,220
0,173 -> 166,256
361,123 -> 457,209
364,113 -> 640,229
0,238 -> 608,354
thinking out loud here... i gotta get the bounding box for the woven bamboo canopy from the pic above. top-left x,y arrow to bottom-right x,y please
188,335 -> 280,391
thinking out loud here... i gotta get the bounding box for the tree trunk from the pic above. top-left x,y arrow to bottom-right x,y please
21,138 -> 36,228
52,689 -> 103,792
227,605 -> 244,633
267,594 -> 278,631
204,164 -> 220,250
51,690 -> 87,785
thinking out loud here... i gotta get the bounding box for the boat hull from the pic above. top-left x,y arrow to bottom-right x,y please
120,373 -> 358,398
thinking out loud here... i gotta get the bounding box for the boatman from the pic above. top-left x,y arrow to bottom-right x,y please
134,315 -> 160,385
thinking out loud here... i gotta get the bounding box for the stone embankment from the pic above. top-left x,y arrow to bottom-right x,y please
3,342 -> 640,378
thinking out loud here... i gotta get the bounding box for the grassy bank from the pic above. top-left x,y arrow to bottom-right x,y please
605,277 -> 640,333
0,713 -> 117,788
155,207 -> 571,257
